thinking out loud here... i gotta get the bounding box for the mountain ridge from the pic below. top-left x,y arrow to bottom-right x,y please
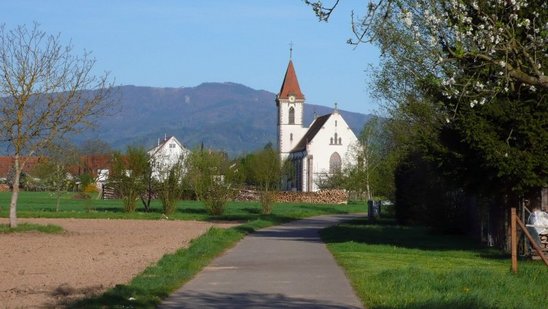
73,82 -> 373,157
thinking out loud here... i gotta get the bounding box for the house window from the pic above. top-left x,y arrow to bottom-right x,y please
169,143 -> 175,148
289,107 -> 295,124
329,152 -> 342,174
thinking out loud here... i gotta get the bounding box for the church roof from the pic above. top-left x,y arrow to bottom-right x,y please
291,114 -> 331,152
278,60 -> 305,100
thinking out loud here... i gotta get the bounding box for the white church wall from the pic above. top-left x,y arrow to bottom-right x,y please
306,113 -> 359,192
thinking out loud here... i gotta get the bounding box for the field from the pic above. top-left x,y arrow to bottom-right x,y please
0,191 -> 365,307
322,218 -> 548,309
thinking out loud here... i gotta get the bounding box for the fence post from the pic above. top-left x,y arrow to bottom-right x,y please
511,208 -> 518,273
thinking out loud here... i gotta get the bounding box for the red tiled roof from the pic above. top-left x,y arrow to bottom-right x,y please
0,157 -> 44,177
278,60 -> 304,100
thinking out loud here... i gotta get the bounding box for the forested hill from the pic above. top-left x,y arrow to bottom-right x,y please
74,83 -> 373,156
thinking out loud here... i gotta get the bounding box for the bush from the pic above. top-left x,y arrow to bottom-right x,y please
259,191 -> 276,215
203,183 -> 230,216
84,183 -> 98,193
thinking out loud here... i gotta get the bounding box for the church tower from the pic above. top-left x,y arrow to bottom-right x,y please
276,59 -> 306,162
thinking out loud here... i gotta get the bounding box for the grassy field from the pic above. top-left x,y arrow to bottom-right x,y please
321,218 -> 548,309
0,191 -> 366,223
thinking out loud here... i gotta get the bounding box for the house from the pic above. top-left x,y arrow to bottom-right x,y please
276,59 -> 359,192
148,136 -> 190,180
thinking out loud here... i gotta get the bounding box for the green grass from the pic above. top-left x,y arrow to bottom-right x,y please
321,218 -> 548,309
0,222 -> 64,234
0,191 -> 366,223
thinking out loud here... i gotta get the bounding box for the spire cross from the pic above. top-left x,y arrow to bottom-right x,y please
289,41 -> 294,59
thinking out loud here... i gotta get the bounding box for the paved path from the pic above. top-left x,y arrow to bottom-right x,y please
159,213 -> 365,309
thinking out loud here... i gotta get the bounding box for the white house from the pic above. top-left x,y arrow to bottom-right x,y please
276,59 -> 359,192
148,136 -> 190,180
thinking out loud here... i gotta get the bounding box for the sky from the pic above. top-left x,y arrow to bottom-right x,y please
0,0 -> 381,114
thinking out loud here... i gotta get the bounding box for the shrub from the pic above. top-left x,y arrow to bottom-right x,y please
84,183 -> 98,193
259,191 -> 276,214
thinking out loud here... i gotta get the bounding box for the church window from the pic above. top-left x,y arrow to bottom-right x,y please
290,133 -> 293,141
334,133 -> 338,144
335,120 -> 338,127
329,152 -> 342,174
289,107 -> 295,124
338,137 -> 342,144
330,137 -> 333,145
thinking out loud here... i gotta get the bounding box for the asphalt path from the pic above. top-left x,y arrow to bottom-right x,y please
159,213 -> 365,309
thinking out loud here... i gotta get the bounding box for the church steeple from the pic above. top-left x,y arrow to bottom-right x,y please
278,60 -> 304,100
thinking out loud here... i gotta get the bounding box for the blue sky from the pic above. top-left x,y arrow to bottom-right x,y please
1,0 -> 380,114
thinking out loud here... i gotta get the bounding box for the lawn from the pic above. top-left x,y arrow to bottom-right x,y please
322,218 -> 548,309
0,191 -> 366,223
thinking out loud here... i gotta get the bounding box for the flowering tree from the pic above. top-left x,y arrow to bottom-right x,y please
307,0 -> 546,114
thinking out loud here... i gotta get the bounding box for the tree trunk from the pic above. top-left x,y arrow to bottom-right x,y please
9,157 -> 21,228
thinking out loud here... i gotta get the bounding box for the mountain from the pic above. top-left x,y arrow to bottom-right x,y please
75,83 -> 373,157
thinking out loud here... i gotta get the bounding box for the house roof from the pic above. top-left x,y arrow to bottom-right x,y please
278,60 -> 304,100
148,136 -> 187,157
291,114 -> 331,152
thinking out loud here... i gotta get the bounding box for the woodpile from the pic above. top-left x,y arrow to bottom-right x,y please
233,189 -> 349,204
233,189 -> 260,202
532,233 -> 548,260
275,190 -> 349,204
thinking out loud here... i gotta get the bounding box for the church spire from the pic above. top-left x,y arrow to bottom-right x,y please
278,59 -> 304,100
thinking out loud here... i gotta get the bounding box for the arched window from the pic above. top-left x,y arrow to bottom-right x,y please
330,137 -> 333,145
329,152 -> 342,174
290,133 -> 293,141
338,137 -> 342,145
334,133 -> 338,144
288,107 -> 295,124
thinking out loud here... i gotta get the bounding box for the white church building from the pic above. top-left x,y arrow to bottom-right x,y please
276,60 -> 359,192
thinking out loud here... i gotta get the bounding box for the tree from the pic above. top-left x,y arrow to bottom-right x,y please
345,116 -> 384,200
33,141 -> 80,211
307,0 -> 547,108
186,149 -> 234,216
109,147 -> 150,212
156,156 -> 186,215
249,145 -> 280,214
307,0 -> 547,246
0,23 -> 113,227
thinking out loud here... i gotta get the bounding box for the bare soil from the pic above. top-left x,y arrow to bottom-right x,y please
0,218 -> 237,308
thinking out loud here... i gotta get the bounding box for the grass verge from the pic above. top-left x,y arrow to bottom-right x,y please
321,218 -> 548,309
68,219 -> 276,308
0,223 -> 64,234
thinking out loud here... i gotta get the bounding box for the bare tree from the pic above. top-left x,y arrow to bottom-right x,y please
0,23 -> 114,227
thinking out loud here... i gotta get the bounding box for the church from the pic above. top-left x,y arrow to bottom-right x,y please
276,59 -> 359,192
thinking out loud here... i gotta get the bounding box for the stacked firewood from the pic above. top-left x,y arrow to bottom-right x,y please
540,234 -> 548,250
233,189 -> 261,201
233,189 -> 349,204
274,189 -> 348,204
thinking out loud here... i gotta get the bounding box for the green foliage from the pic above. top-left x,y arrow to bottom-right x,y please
157,160 -> 184,215
186,149 -> 235,215
0,223 -> 64,234
109,147 -> 151,212
322,219 -> 548,309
